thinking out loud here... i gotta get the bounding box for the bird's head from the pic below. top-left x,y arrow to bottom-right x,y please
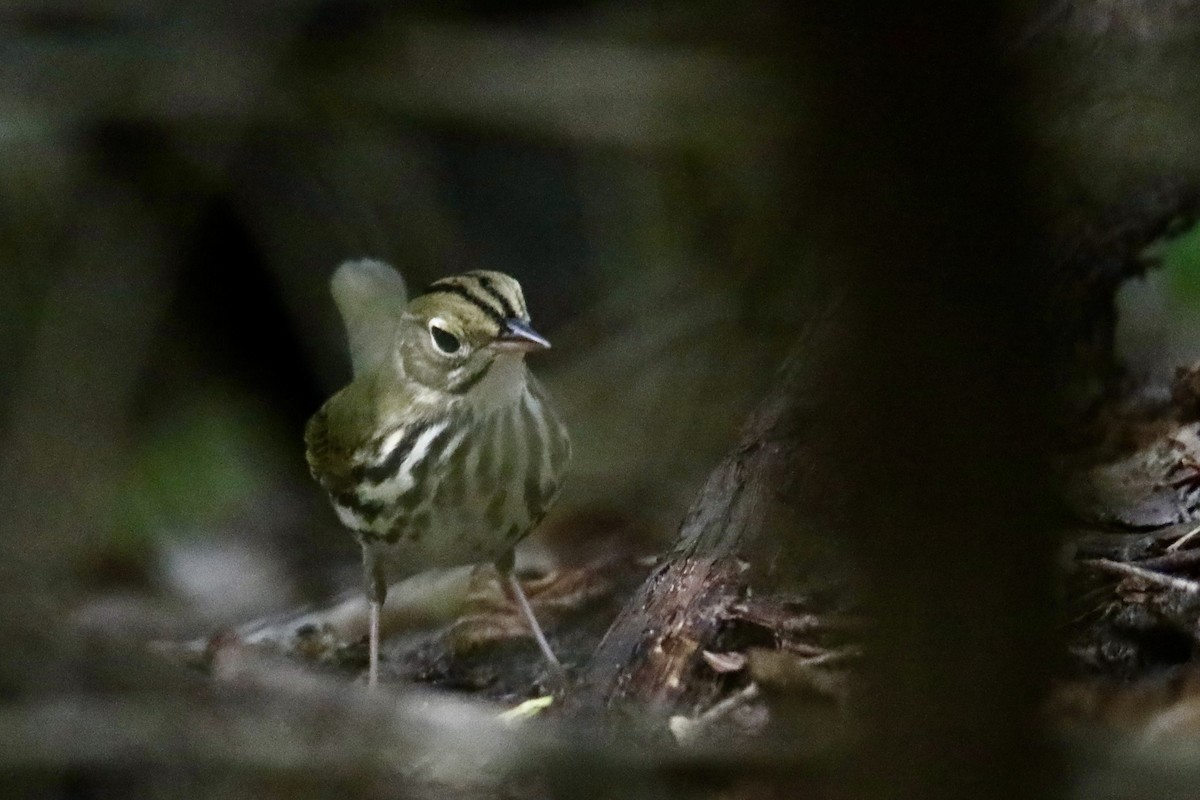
398,270 -> 550,394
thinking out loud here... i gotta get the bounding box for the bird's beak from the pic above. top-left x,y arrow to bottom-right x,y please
493,318 -> 551,352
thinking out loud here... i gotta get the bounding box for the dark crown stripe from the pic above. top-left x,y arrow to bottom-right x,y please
469,272 -> 518,319
419,281 -> 505,325
356,421 -> 431,484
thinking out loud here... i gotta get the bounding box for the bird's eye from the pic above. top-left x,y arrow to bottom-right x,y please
429,324 -> 461,354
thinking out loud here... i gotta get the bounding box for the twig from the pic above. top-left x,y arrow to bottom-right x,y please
1134,548 -> 1200,572
668,683 -> 761,745
1166,523 -> 1200,552
780,641 -> 831,658
1083,558 -> 1200,594
795,647 -> 863,668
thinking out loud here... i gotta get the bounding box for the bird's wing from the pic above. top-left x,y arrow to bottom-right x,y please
305,372 -> 419,498
304,397 -> 349,496
304,381 -> 373,497
330,259 -> 408,377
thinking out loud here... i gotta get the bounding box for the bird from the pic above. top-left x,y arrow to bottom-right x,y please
304,260 -> 571,687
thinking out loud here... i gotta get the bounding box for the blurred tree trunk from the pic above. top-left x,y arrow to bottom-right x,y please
576,6 -> 1063,799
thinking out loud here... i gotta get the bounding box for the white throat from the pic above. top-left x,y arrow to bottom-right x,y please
469,353 -> 527,411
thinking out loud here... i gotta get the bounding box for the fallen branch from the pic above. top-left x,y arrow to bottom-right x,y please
1084,558 -> 1200,594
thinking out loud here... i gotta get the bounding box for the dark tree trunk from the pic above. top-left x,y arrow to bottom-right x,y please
575,7 -> 1066,800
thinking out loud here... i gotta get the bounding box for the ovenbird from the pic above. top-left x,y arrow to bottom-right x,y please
305,260 -> 571,687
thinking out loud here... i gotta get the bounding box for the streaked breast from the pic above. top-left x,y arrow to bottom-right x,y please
336,384 -> 570,563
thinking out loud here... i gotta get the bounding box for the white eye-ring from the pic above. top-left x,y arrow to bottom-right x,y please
428,318 -> 461,355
